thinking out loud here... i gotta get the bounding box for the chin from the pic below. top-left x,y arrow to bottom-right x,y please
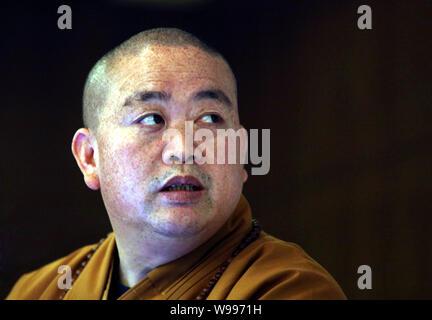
150,208 -> 211,239
151,222 -> 207,239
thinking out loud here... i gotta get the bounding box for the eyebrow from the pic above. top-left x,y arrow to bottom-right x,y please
123,91 -> 170,107
192,89 -> 232,109
123,88 -> 232,109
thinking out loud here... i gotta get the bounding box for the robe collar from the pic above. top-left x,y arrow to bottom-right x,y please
64,194 -> 252,300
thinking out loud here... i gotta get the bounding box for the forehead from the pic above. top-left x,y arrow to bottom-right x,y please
106,45 -> 236,104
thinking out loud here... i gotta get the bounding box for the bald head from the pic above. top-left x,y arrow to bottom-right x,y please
82,28 -> 237,136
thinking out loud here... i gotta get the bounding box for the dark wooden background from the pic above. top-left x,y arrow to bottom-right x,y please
1,0 -> 431,299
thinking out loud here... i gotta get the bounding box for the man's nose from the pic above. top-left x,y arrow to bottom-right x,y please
161,122 -> 195,165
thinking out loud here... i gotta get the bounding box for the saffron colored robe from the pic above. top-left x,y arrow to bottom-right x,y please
6,195 -> 346,300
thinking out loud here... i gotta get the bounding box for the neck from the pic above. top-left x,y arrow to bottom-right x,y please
111,222 -> 218,288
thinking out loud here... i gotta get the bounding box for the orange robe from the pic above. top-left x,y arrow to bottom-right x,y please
6,195 -> 346,300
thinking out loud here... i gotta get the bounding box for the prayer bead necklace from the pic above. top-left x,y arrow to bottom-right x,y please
58,219 -> 261,300
58,237 -> 106,300
195,218 -> 261,300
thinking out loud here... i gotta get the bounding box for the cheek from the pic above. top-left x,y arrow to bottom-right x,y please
210,133 -> 245,195
212,131 -> 246,165
209,164 -> 243,200
97,131 -> 163,197
205,164 -> 244,223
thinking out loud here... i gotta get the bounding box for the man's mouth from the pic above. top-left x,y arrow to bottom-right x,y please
159,175 -> 204,193
161,184 -> 203,192
158,175 -> 205,204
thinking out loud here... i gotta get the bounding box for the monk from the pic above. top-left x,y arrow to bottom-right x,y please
6,28 -> 346,300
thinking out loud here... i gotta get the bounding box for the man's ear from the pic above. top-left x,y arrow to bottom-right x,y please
71,128 -> 100,190
242,167 -> 248,183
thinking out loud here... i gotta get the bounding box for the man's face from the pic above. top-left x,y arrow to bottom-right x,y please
89,45 -> 246,239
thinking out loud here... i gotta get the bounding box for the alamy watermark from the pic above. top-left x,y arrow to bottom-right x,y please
161,121 -> 270,175
357,5 -> 372,30
58,4 -> 372,31
57,5 -> 72,30
357,265 -> 372,290
57,265 -> 72,290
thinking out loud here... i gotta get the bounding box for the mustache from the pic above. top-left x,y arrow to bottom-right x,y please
149,167 -> 212,192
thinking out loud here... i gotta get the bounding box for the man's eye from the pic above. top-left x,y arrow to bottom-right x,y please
139,114 -> 164,125
200,114 -> 222,123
